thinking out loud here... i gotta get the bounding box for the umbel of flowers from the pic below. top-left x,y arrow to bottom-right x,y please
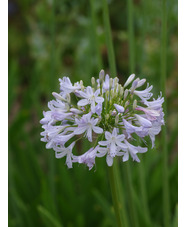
40,70 -> 164,170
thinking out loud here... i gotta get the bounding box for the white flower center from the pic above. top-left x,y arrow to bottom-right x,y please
90,95 -> 95,101
111,137 -> 116,142
87,122 -> 92,128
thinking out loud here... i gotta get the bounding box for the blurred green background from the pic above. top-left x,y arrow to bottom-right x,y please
8,0 -> 177,226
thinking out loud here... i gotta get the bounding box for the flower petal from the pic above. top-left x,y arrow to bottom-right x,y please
77,99 -> 89,106
122,152 -> 129,162
116,134 -> 125,141
95,96 -> 104,103
74,126 -> 87,135
55,150 -> 67,159
116,141 -> 127,149
112,128 -> 117,137
94,89 -> 100,96
87,127 -> 92,142
114,104 -> 125,113
135,114 -> 152,128
66,154 -> 73,168
105,131 -> 111,140
97,148 -> 107,157
93,126 -> 103,134
106,155 -> 113,166
99,141 -> 109,146
110,142 -> 116,157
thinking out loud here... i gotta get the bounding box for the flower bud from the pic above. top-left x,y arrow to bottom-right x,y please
106,114 -> 110,120
114,77 -> 118,89
52,92 -> 66,102
109,78 -> 113,89
125,100 -> 130,108
124,89 -> 128,99
106,90 -> 109,99
136,79 -> 146,88
99,69 -> 105,82
124,74 -> 135,87
115,114 -> 119,124
91,77 -> 95,87
114,104 -> 124,113
110,89 -> 114,99
80,80 -> 85,90
133,99 -> 137,110
111,110 -> 117,116
131,78 -> 140,93
66,93 -> 71,103
119,85 -> 124,97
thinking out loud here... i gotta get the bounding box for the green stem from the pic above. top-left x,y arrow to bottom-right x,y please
108,163 -> 126,227
90,0 -> 103,70
49,0 -> 56,91
102,0 -> 116,76
161,0 -> 170,226
101,1 -> 129,226
138,162 -> 151,225
127,0 -> 135,73
114,163 -> 130,227
123,162 -> 139,227
126,1 -> 139,226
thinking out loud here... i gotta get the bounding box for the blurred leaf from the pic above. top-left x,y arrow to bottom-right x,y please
37,205 -> 63,227
172,204 -> 178,227
92,189 -> 116,226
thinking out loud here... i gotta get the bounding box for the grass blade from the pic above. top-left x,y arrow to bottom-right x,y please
38,205 -> 63,227
102,0 -> 116,75
160,0 -> 170,226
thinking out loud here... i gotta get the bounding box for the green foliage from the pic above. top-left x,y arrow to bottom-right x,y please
9,0 -> 177,226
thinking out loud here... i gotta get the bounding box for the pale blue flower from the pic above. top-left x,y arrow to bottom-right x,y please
124,74 -> 135,87
114,104 -> 125,113
54,142 -> 76,168
59,77 -> 81,94
99,128 -> 127,157
95,102 -> 102,115
122,140 -> 147,162
77,86 -> 104,113
73,146 -> 98,170
134,114 -> 152,128
40,111 -> 53,125
74,113 -> 103,142
133,83 -> 153,100
97,146 -> 124,166
122,119 -> 146,138
40,70 -> 165,170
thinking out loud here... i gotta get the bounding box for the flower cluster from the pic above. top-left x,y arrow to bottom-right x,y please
40,70 -> 164,170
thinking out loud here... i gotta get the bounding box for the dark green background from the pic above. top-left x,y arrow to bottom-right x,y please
8,0 -> 177,226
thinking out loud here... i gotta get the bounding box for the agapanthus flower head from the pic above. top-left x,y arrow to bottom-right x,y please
40,70 -> 164,170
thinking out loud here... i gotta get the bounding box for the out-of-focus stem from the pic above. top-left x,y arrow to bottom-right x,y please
102,0 -> 116,76
160,0 -> 170,226
126,1 -> 139,226
124,162 -> 139,227
127,0 -> 135,73
90,0 -> 103,70
108,163 -> 127,227
138,162 -> 151,225
101,1 -> 129,226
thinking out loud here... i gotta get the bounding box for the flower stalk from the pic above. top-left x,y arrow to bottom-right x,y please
102,0 -> 116,76
108,163 -> 125,227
